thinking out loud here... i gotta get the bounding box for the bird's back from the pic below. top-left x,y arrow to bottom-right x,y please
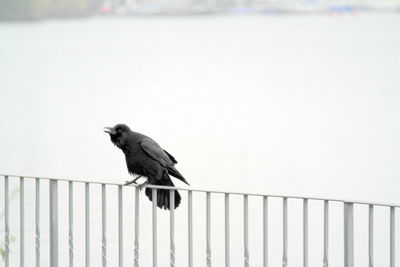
123,131 -> 163,176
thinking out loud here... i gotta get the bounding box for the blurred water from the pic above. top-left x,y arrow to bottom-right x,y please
1,14 -> 400,266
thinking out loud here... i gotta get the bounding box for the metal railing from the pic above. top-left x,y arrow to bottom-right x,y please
1,174 -> 399,267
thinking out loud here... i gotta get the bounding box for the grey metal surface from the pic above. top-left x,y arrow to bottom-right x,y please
152,189 -> 157,267
244,195 -> 249,267
170,190 -> 175,267
4,176 -> 9,267
323,200 -> 329,267
263,196 -> 268,267
206,192 -> 211,267
390,207 -> 395,267
225,193 -> 230,267
50,180 -> 58,267
134,187 -> 140,267
344,203 -> 354,267
20,177 -> 24,267
85,183 -> 90,267
282,197 -> 288,267
303,199 -> 308,267
35,178 -> 40,267
69,181 -> 73,267
102,184 -> 107,267
188,190 -> 193,267
118,185 -> 123,267
368,205 -> 373,267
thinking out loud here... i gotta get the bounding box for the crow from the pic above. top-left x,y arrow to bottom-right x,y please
104,124 -> 189,209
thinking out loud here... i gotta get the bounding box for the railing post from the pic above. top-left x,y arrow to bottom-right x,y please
50,179 -> 59,267
134,187 -> 140,267
35,178 -> 40,267
263,196 -> 268,267
344,202 -> 354,267
170,189 -> 175,267
152,188 -> 158,267
4,176 -> 9,267
69,181 -> 74,267
243,195 -> 249,267
188,190 -> 193,267
369,205 -> 374,267
85,183 -> 90,267
20,177 -> 25,267
225,193 -> 230,267
102,184 -> 107,267
118,185 -> 123,267
390,207 -> 395,267
323,200 -> 329,267
303,199 -> 308,267
282,198 -> 288,267
206,192 -> 211,267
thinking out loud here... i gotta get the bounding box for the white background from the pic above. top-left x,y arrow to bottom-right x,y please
1,14 -> 400,266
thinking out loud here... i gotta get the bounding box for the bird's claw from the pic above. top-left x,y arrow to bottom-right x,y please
137,181 -> 149,192
138,183 -> 145,192
124,180 -> 137,186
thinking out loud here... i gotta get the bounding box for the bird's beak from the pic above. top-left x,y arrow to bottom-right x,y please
104,127 -> 116,135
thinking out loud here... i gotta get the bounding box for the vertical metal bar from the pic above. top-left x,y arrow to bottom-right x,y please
50,179 -> 59,267
323,200 -> 329,267
102,184 -> 106,267
243,195 -> 249,267
68,181 -> 74,267
303,199 -> 308,267
152,188 -> 157,267
20,177 -> 25,267
188,191 -> 193,267
118,185 -> 123,267
390,207 -> 395,267
85,183 -> 90,267
263,196 -> 268,267
206,192 -> 211,267
282,198 -> 288,267
225,193 -> 230,267
4,176 -> 9,267
344,203 -> 354,267
35,178 -> 40,267
69,182 -> 73,267
368,205 -> 373,267
134,187 -> 139,267
170,189 -> 175,267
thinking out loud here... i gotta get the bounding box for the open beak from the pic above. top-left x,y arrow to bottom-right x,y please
104,126 -> 116,135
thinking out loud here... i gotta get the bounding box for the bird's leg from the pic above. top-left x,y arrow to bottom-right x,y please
137,179 -> 149,192
124,175 -> 142,186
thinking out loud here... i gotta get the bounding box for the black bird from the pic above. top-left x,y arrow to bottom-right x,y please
104,124 -> 189,209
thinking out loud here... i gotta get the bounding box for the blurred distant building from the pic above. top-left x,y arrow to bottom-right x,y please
0,0 -> 399,20
100,0 -> 400,14
0,0 -> 101,20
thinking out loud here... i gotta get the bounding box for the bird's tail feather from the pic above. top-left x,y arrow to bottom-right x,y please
167,165 -> 189,185
145,175 -> 181,210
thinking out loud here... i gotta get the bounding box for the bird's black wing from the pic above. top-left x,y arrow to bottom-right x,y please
139,139 -> 189,185
139,139 -> 175,167
163,149 -> 178,164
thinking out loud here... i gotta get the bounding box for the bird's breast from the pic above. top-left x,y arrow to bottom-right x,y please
125,151 -> 146,176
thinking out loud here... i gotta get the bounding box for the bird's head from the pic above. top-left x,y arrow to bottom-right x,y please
104,124 -> 131,149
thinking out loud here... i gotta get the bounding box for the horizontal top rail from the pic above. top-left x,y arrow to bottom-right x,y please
2,173 -> 400,208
